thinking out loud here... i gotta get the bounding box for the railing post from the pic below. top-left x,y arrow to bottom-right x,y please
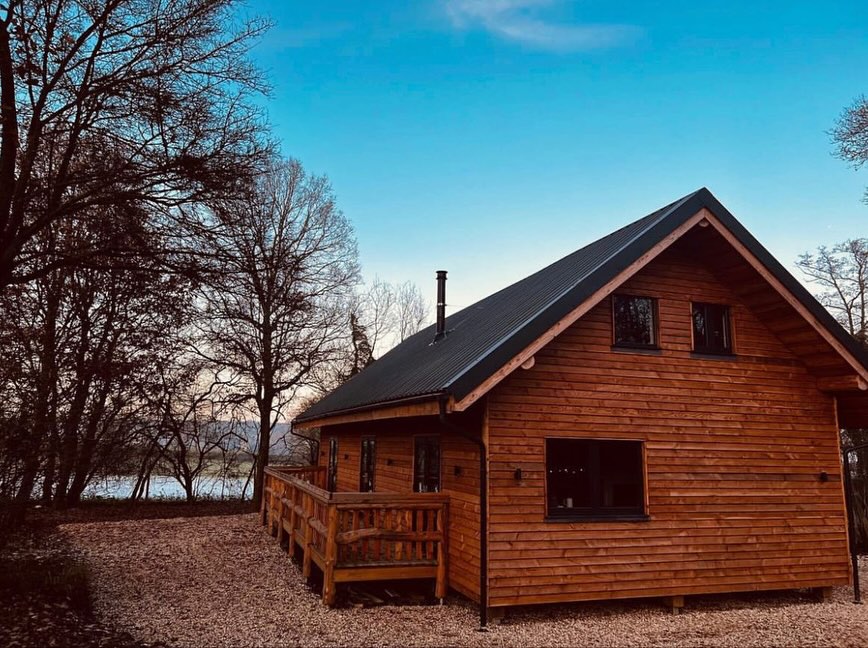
435,503 -> 448,601
302,492 -> 314,580
276,482 -> 286,545
322,505 -> 340,606
260,473 -> 269,526
288,480 -> 298,554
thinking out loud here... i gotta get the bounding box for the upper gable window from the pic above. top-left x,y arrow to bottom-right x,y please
692,302 -> 732,354
612,295 -> 658,349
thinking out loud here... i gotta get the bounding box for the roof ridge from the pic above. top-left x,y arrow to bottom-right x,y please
441,190 -> 699,391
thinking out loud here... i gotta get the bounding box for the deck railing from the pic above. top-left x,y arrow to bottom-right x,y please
261,465 -> 449,606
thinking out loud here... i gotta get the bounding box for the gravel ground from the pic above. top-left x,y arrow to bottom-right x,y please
61,513 -> 868,647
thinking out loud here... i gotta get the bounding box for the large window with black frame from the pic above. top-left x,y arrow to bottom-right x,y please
359,436 -> 376,492
327,437 -> 338,492
545,438 -> 645,520
413,436 -> 441,493
612,294 -> 658,348
691,302 -> 732,354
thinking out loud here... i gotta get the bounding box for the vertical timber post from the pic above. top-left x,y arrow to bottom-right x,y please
260,473 -> 268,526
276,482 -> 286,544
288,481 -> 298,553
322,504 -> 339,606
302,492 -> 314,580
435,502 -> 448,601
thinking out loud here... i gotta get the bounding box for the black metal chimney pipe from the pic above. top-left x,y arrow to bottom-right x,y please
435,270 -> 447,340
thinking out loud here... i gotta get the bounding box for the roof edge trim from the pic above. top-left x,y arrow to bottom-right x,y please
293,391 -> 446,428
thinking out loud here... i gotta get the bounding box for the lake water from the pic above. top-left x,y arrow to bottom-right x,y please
82,474 -> 251,500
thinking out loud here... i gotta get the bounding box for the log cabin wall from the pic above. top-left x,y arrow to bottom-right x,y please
485,244 -> 850,608
318,414 -> 483,601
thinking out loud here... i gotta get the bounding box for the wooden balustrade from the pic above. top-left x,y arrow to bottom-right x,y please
261,466 -> 449,606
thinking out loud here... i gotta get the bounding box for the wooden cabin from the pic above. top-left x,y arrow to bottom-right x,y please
267,188 -> 868,619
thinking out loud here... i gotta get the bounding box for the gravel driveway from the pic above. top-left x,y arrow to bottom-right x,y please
60,513 -> 868,647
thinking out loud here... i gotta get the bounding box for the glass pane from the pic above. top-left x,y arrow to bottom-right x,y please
707,304 -> 730,352
546,438 -> 645,518
598,441 -> 644,510
692,305 -> 707,348
692,303 -> 731,353
359,438 -> 375,492
546,439 -> 594,515
614,296 -> 656,346
414,437 -> 440,493
327,438 -> 338,492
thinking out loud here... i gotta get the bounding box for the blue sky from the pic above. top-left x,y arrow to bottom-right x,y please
247,1 -> 868,312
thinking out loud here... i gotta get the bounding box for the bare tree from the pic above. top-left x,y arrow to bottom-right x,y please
142,359 -> 243,502
394,280 -> 429,343
797,240 -> 868,344
4,201 -> 195,508
198,158 -> 359,503
354,277 -> 396,358
0,0 -> 270,288
353,277 -> 430,356
833,96 -> 868,202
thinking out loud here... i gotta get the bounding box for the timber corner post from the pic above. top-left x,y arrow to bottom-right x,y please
322,505 -> 339,605
435,501 -> 448,602
302,489 -> 314,580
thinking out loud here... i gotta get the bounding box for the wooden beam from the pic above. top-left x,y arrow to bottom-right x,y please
817,375 -> 868,392
293,400 -> 444,430
664,595 -> 685,614
453,208 -> 712,411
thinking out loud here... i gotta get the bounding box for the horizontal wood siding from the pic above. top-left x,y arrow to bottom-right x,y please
486,246 -> 850,607
319,416 -> 482,601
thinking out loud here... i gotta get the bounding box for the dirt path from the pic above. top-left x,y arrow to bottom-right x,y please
61,512 -> 868,647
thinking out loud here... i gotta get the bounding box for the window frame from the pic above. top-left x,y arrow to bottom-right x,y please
326,437 -> 338,492
544,437 -> 649,523
359,436 -> 376,493
412,435 -> 441,493
611,294 -> 660,350
690,301 -> 734,355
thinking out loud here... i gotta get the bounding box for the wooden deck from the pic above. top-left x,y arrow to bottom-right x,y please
261,465 -> 449,606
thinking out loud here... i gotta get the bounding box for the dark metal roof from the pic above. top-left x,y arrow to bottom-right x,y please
295,187 -> 868,423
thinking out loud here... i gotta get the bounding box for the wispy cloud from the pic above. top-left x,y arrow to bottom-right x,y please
444,0 -> 639,52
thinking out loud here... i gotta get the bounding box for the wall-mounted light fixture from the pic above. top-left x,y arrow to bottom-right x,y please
454,465 -> 462,477
819,471 -> 829,483
514,468 -> 523,481
386,458 -> 393,466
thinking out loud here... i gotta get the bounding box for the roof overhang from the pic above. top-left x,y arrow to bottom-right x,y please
293,392 -> 448,430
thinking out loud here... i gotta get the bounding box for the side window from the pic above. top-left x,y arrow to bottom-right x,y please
613,295 -> 658,348
359,436 -> 376,492
692,302 -> 732,354
413,436 -> 441,493
327,437 -> 338,492
545,438 -> 645,519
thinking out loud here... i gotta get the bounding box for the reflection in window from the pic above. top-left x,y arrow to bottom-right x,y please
546,438 -> 645,519
359,436 -> 375,492
413,436 -> 440,493
692,302 -> 732,354
613,295 -> 657,348
327,437 -> 338,492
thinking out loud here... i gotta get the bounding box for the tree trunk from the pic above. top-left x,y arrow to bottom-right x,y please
15,278 -> 60,509
252,390 -> 273,506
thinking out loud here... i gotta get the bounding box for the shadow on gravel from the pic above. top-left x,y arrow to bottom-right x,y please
0,501 -> 250,648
